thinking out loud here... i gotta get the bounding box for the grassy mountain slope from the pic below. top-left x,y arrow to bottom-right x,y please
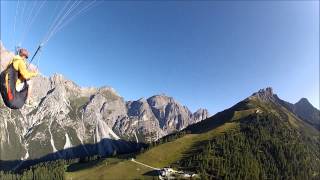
65,90 -> 320,179
180,96 -> 320,179
66,122 -> 237,179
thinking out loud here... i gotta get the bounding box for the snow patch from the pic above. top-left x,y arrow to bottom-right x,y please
21,144 -> 29,160
49,120 -> 58,152
23,150 -> 29,160
64,133 -> 72,149
50,138 -> 57,152
133,131 -> 139,143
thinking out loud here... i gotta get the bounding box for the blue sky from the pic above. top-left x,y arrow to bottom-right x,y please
1,1 -> 319,113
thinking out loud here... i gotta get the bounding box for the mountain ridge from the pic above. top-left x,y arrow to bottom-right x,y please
64,87 -> 320,180
0,71 -> 209,167
1,44 -> 209,165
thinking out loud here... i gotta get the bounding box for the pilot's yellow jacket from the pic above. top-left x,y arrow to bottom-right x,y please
7,55 -> 38,87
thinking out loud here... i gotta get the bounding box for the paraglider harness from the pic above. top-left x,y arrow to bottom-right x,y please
0,44 -> 42,109
0,60 -> 29,109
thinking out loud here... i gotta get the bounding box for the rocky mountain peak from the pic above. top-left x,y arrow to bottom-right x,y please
50,74 -> 80,92
127,98 -> 151,117
257,87 -> 274,96
251,87 -> 276,101
292,97 -> 320,128
147,95 -> 177,107
96,86 -> 121,101
50,73 -> 67,82
98,86 -> 118,94
295,98 -> 312,106
250,87 -> 319,129
193,108 -> 210,123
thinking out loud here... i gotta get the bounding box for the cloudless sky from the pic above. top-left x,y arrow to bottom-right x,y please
1,1 -> 319,113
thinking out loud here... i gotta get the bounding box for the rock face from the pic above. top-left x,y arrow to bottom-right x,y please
251,87 -> 275,102
0,41 -> 15,72
0,74 -> 209,164
0,42 -> 209,165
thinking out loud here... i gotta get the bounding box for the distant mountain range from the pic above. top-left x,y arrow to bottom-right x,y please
0,73 -> 209,164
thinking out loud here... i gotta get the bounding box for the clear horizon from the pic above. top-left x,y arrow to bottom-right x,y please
1,1 -> 319,113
